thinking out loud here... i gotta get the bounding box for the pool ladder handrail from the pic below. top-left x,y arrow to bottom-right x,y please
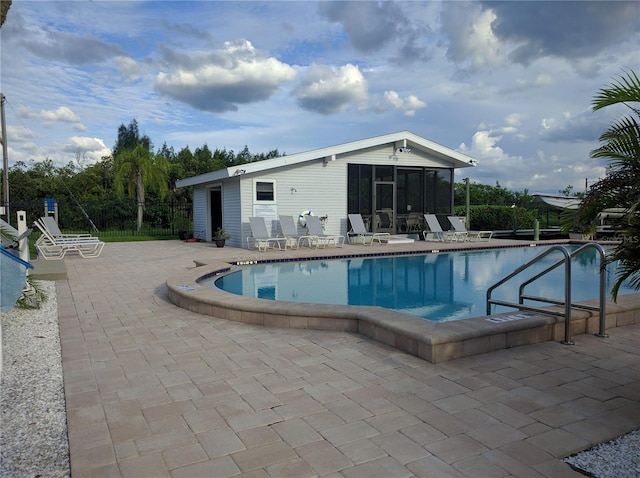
486,243 -> 608,345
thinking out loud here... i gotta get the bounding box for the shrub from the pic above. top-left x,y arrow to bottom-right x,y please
454,205 -> 539,230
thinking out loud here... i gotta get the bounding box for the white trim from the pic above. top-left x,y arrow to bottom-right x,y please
176,131 -> 477,188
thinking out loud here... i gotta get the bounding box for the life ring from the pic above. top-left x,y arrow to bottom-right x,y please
299,210 -> 314,227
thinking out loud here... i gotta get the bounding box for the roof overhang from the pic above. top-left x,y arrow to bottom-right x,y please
176,131 -> 478,188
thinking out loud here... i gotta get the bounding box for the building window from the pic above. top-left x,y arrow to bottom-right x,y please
255,180 -> 276,202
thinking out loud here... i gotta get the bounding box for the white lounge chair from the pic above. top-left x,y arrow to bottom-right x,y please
447,216 -> 493,242
422,214 -> 465,242
39,216 -> 98,241
247,217 -> 286,251
305,215 -> 344,248
33,219 -> 104,259
278,215 -> 314,249
347,213 -> 390,245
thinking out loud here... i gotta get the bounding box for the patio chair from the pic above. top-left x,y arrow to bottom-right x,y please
347,214 -> 390,245
38,216 -> 98,241
247,217 -> 286,251
422,214 -> 465,242
304,215 -> 344,248
33,219 -> 104,260
447,216 -> 493,242
278,215 -> 314,249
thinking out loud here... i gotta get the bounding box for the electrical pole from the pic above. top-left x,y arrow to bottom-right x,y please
1,93 -> 9,222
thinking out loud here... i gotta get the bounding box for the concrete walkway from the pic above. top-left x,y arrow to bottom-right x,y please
57,241 -> 640,477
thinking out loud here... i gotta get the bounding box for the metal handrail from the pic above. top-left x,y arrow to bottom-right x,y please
518,243 -> 607,338
486,244 -> 608,345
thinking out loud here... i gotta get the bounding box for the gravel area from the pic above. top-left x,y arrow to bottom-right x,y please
1,280 -> 70,478
564,430 -> 640,478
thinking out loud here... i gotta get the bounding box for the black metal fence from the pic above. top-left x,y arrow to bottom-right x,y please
8,199 -> 192,238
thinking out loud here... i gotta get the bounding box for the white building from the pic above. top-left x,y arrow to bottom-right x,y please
176,131 -> 477,248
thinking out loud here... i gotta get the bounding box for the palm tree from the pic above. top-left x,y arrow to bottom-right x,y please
1,1 -> 11,28
115,144 -> 168,232
577,69 -> 640,298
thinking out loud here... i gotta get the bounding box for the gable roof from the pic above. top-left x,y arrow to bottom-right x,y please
176,130 -> 477,188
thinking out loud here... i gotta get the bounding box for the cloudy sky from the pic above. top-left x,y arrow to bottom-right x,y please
1,1 -> 639,194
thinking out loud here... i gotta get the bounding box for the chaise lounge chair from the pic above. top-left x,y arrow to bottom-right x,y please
347,213 -> 390,245
278,215 -> 315,249
422,214 -> 465,242
247,217 -> 287,251
33,218 -> 104,259
38,216 -> 98,241
305,215 -> 344,248
447,216 -> 492,242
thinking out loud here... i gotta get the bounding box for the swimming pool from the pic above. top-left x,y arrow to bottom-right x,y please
206,245 -> 634,322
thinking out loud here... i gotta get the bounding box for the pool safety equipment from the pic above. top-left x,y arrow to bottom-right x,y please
298,210 -> 314,227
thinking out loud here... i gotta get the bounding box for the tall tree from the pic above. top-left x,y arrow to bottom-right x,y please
113,119 -> 151,159
577,69 -> 640,298
115,144 -> 168,231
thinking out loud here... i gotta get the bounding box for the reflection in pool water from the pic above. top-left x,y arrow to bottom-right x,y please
205,246 -> 634,322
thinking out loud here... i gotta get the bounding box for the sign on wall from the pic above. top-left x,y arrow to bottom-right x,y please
253,204 -> 278,233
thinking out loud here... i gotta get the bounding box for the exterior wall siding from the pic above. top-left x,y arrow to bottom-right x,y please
190,141 -> 465,249
242,159 -> 348,238
221,180 -> 242,248
346,144 -> 454,168
192,185 -> 207,240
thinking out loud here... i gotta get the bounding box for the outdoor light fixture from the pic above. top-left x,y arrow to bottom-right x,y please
393,139 -> 411,154
323,155 -> 337,165
291,187 -> 297,193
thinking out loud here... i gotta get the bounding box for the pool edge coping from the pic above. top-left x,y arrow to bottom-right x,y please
166,245 -> 640,363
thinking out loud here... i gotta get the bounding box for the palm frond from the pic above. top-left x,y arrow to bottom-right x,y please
592,69 -> 640,111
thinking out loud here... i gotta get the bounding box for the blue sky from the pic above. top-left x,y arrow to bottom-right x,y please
1,1 -> 639,194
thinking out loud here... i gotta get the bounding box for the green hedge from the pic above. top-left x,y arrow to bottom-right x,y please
454,205 -> 539,230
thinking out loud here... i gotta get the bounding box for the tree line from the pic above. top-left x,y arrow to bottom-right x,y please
6,119 -> 283,230
8,118 -> 546,213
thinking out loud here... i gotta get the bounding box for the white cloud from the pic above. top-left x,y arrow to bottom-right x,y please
380,90 -> 426,116
63,136 -> 111,163
1,0 -> 636,195
114,56 -> 143,82
442,2 -> 503,71
294,63 -> 368,115
39,106 -> 80,123
155,39 -> 298,112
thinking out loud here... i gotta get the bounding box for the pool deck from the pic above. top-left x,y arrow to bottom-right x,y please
168,238 -> 640,364
56,239 -> 640,477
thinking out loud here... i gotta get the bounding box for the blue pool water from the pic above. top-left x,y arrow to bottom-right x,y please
206,245 -> 635,322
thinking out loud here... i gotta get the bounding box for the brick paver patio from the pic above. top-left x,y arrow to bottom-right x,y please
56,240 -> 640,477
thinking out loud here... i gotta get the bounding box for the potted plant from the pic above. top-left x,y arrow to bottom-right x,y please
175,216 -> 193,241
213,226 -> 231,247
560,208 -> 596,240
